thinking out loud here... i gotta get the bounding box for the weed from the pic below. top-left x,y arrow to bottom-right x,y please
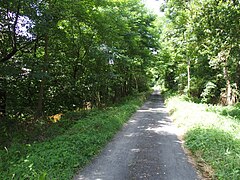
166,96 -> 240,179
0,92 -> 148,179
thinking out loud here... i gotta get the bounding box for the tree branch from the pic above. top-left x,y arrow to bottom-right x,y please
0,37 -> 40,63
0,0 -> 20,63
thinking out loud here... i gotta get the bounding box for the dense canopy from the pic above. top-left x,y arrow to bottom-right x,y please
159,0 -> 240,105
1,0 -> 240,179
0,0 -> 159,121
2,0 -> 240,134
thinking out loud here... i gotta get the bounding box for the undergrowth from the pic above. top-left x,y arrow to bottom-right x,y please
0,92 -> 149,180
166,95 -> 240,179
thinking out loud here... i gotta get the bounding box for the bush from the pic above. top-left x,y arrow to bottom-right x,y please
0,92 -> 148,179
165,95 -> 240,179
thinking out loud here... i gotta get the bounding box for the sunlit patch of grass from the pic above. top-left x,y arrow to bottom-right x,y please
207,103 -> 240,123
166,95 -> 240,179
185,128 -> 240,179
0,92 -> 149,179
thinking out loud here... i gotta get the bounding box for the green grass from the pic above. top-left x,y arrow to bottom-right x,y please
0,92 -> 149,180
165,95 -> 240,179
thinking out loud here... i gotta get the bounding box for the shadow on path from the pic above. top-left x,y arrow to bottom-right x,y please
74,90 -> 199,180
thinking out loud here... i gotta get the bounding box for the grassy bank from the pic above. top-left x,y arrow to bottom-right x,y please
166,96 -> 240,179
0,92 -> 149,180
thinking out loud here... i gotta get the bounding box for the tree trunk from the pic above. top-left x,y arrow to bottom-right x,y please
35,35 -> 49,118
235,61 -> 240,90
187,59 -> 191,95
0,88 -> 6,118
223,64 -> 232,105
134,74 -> 138,92
95,91 -> 101,107
221,49 -> 232,105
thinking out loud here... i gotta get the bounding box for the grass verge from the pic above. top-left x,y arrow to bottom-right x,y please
165,95 -> 240,179
0,92 -> 149,180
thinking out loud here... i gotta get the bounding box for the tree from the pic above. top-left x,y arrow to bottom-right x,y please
0,0 -> 160,125
159,0 -> 240,104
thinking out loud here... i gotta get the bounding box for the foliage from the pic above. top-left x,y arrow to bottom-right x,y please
0,92 -> 149,179
200,81 -> 217,104
0,0 -> 158,177
0,0 -> 159,135
161,2 -> 240,176
166,95 -> 240,179
158,0 -> 240,104
208,102 -> 240,122
186,128 -> 240,179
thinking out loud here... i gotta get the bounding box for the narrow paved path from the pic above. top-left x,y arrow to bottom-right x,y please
74,91 -> 199,180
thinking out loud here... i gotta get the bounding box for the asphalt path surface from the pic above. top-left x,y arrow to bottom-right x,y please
74,90 -> 199,180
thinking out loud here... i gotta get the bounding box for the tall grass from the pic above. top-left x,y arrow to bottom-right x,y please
166,96 -> 240,179
0,92 -> 149,180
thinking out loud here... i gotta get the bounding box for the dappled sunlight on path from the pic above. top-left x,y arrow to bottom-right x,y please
74,90 -> 199,180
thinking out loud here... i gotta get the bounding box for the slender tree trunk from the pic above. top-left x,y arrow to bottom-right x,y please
223,63 -> 232,105
36,79 -> 45,118
134,74 -> 138,92
221,49 -> 232,105
96,91 -> 101,107
187,59 -> 191,94
0,84 -> 6,118
35,35 -> 49,118
233,61 -> 240,103
235,61 -> 240,89
0,76 -> 6,118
